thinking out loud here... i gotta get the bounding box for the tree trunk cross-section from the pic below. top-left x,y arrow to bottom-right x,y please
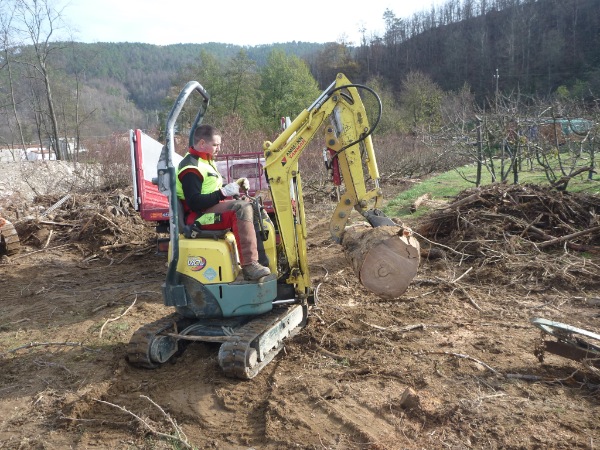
342,225 -> 420,299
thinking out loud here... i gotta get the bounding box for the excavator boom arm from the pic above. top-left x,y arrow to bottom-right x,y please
263,73 -> 385,297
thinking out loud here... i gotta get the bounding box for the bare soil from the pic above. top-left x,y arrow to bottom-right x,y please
1,182 -> 600,450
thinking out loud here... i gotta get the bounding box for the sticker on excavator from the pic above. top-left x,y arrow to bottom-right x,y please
188,256 -> 207,271
203,267 -> 217,281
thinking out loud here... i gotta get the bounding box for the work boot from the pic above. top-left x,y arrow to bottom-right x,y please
242,261 -> 271,281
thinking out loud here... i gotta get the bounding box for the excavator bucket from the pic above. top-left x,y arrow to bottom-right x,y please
0,217 -> 20,256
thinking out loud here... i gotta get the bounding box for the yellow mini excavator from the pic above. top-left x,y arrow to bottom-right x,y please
127,73 -> 419,379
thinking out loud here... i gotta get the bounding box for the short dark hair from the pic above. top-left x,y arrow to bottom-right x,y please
193,125 -> 219,146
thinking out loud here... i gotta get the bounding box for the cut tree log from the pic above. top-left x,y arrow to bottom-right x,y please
342,225 -> 420,299
410,193 -> 431,212
0,217 -> 20,256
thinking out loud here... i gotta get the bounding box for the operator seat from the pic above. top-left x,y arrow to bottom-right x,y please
177,200 -> 230,240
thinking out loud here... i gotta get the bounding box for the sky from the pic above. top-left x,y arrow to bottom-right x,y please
63,0 -> 438,47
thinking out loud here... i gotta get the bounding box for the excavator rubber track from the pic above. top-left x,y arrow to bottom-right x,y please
218,304 -> 306,379
0,217 -> 20,256
127,312 -> 190,368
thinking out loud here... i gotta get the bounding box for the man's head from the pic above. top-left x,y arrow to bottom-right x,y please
193,125 -> 222,157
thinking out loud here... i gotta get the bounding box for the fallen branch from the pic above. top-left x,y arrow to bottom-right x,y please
536,226 -> 600,249
455,285 -> 483,312
506,370 -> 599,389
99,295 -> 137,338
96,213 -> 123,233
39,220 -> 76,227
360,320 -> 425,333
94,396 -> 192,449
0,318 -> 30,329
11,243 -> 74,260
3,341 -> 94,356
43,229 -> 53,249
312,344 -> 348,363
99,241 -> 145,251
506,373 -> 543,381
451,267 -> 473,284
442,193 -> 484,211
418,350 -> 500,375
77,214 -> 97,239
397,323 -> 425,333
411,230 -> 472,258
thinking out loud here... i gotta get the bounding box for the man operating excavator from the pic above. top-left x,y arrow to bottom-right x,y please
176,124 -> 271,281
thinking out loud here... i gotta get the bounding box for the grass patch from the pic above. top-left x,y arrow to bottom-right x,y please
384,164 -> 599,220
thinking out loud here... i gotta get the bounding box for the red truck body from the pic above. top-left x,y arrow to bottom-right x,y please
130,129 -> 272,224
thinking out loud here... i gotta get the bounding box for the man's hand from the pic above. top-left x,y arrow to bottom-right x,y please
236,178 -> 250,192
221,182 -> 240,197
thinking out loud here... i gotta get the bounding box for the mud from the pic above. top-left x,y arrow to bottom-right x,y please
1,185 -> 600,449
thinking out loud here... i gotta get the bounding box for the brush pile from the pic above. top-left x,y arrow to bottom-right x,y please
3,189 -> 157,257
417,183 -> 600,288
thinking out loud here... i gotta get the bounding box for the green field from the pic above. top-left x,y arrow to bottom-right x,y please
383,163 -> 600,220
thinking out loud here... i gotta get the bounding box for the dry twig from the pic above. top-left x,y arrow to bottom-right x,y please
11,243 -> 74,260
417,350 -> 500,375
411,230 -> 472,258
2,341 -> 95,356
99,295 -> 137,338
94,396 -> 192,449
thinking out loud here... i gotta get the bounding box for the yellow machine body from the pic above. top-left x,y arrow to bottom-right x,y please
168,216 -> 277,284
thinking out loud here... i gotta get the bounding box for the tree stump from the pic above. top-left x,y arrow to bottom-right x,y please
342,225 -> 420,299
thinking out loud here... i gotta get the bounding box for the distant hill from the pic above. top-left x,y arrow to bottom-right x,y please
58,41 -> 325,112
3,0 -> 598,146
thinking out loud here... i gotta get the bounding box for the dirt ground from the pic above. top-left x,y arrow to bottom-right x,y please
1,179 -> 600,449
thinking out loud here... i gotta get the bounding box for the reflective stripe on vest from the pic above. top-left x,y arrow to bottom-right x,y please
176,153 -> 223,201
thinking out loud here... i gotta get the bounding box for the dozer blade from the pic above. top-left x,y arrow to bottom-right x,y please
541,340 -> 600,367
532,318 -> 600,367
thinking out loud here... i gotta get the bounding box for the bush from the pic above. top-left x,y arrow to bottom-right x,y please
81,133 -> 132,190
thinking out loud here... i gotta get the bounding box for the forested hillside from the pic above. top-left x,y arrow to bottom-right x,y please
1,0 -> 599,159
364,0 -> 600,101
55,42 -> 324,112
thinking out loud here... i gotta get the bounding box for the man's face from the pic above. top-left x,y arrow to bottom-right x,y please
197,134 -> 222,156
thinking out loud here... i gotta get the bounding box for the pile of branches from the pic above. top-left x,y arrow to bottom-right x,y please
10,189 -> 156,255
417,183 -> 600,287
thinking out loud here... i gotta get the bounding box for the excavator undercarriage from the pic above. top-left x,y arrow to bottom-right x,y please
128,304 -> 306,379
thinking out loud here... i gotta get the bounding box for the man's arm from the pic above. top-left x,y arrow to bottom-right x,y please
179,170 -> 224,212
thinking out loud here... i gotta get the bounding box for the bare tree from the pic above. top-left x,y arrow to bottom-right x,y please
0,4 -> 28,153
12,0 -> 69,160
